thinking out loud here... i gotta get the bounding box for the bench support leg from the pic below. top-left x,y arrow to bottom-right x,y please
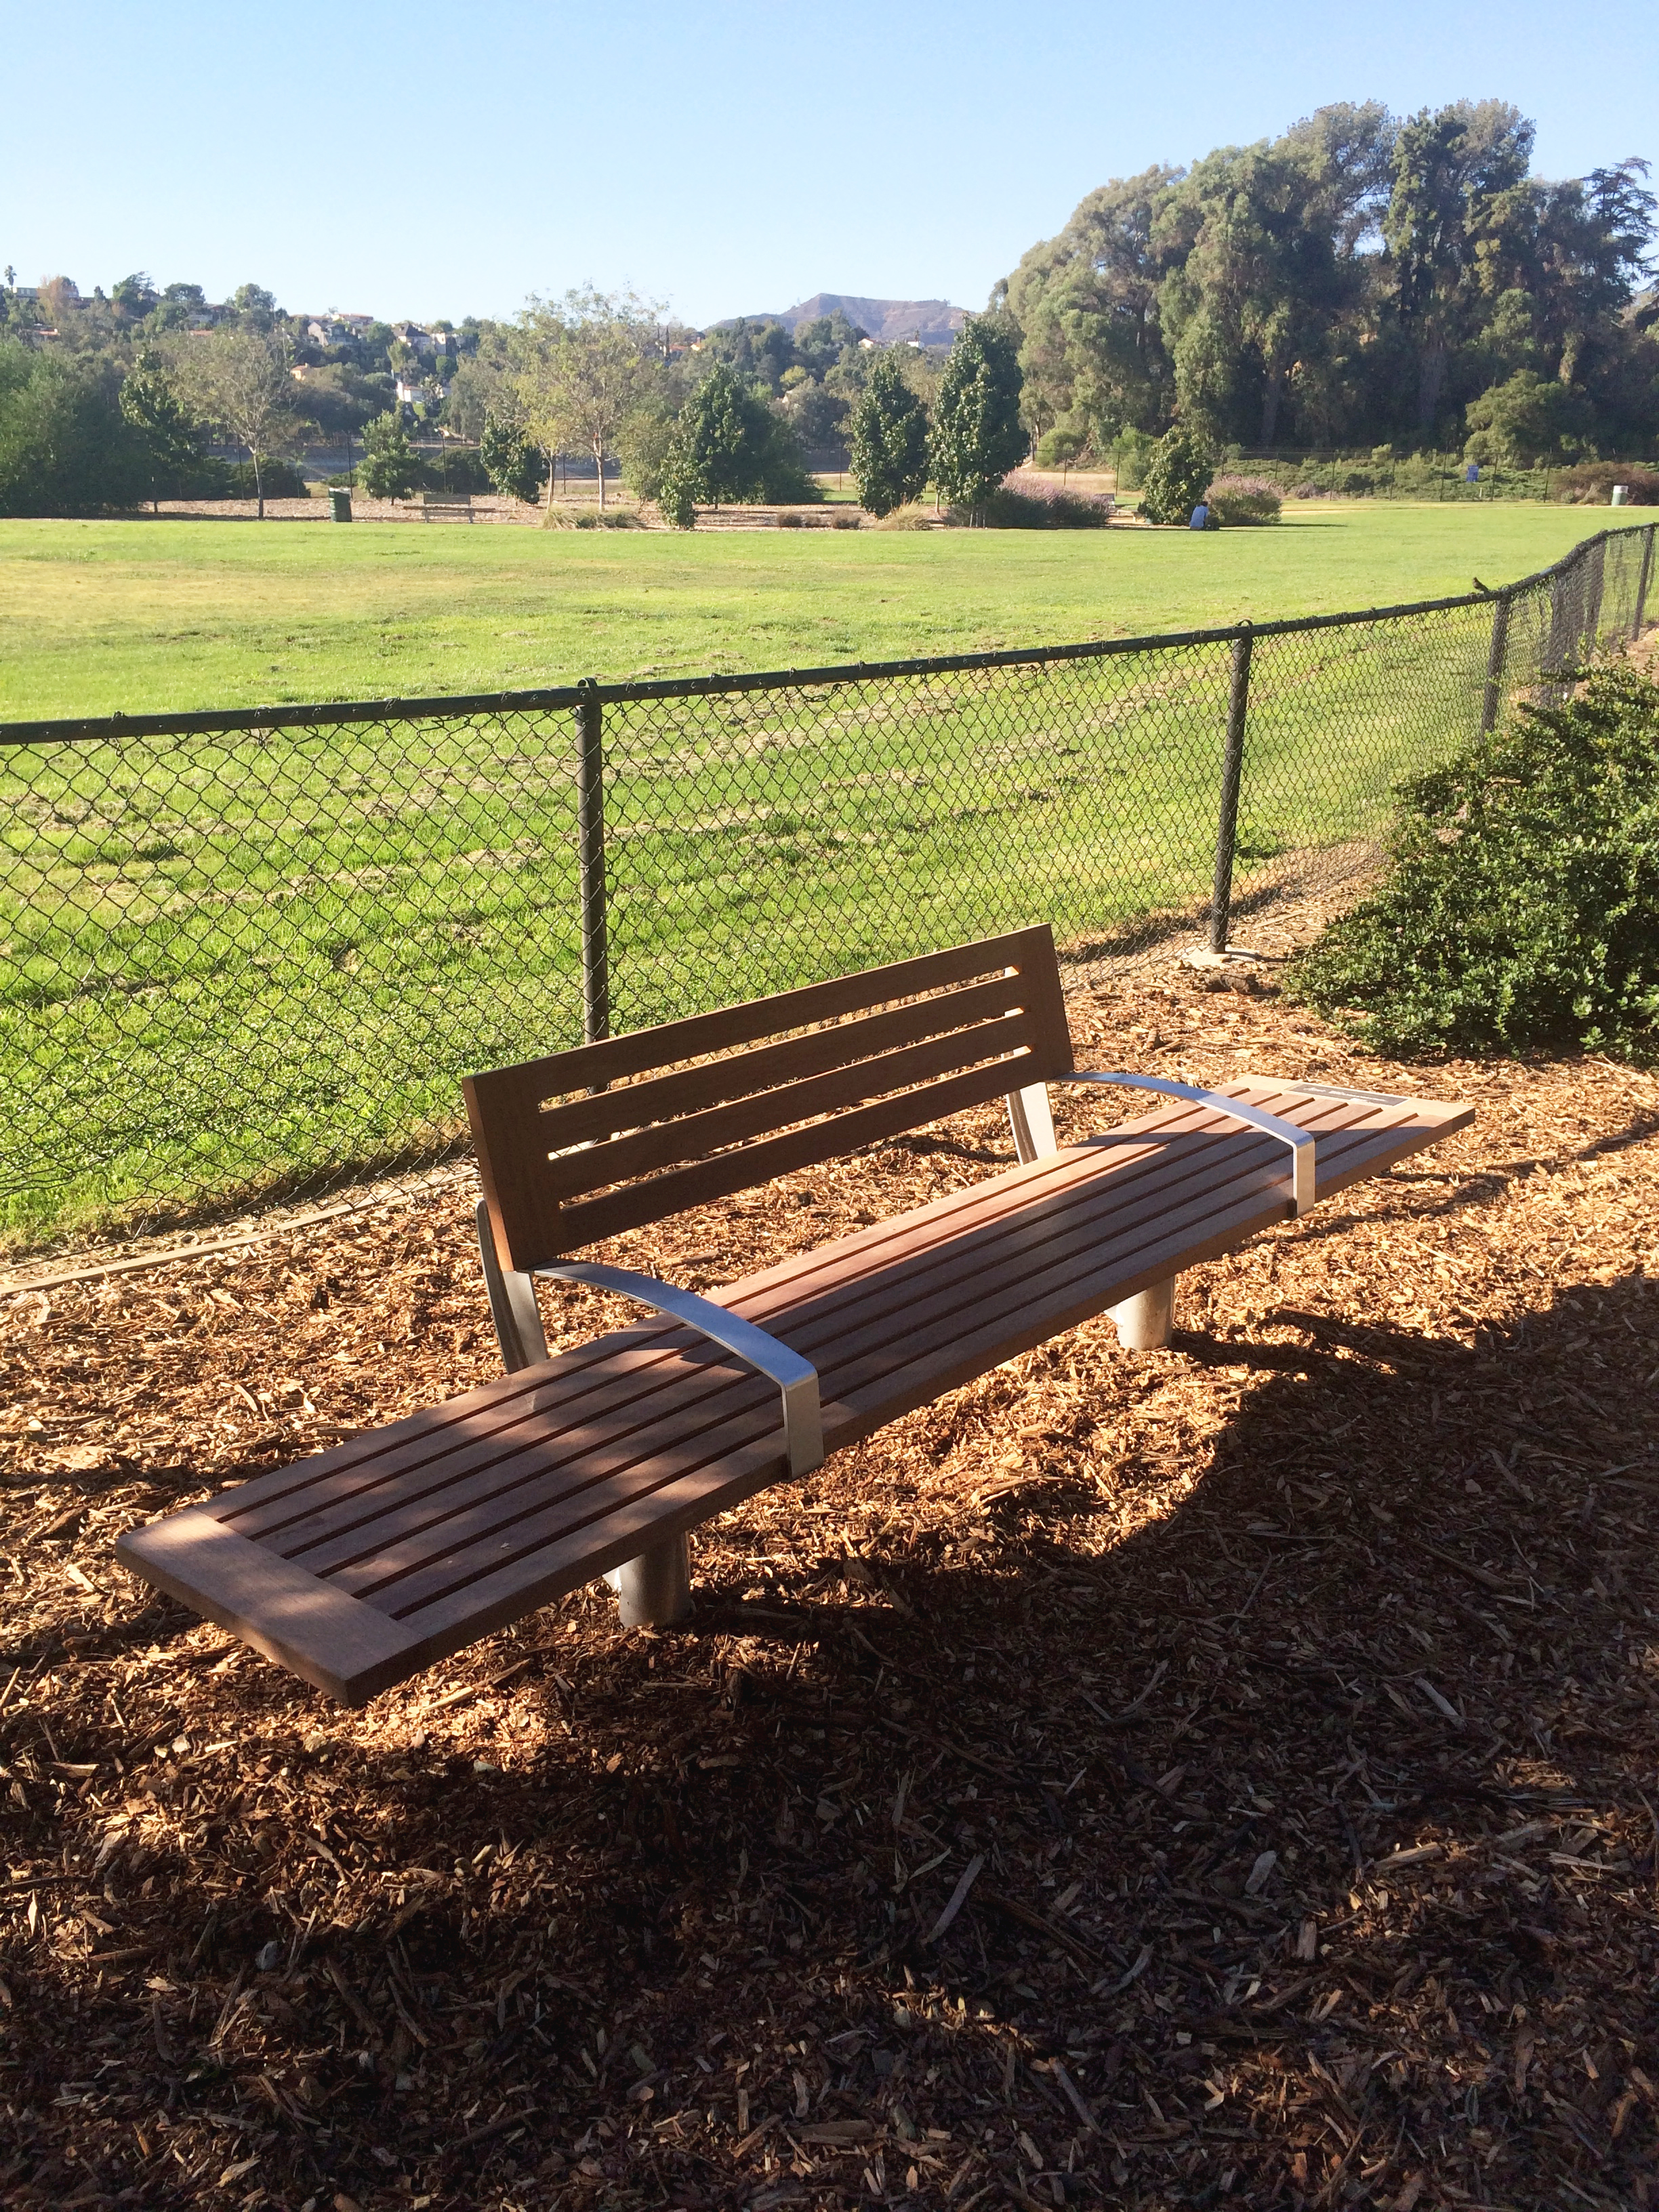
1109,1277 -> 1176,1350
1006,1082 -> 1057,1164
606,1534 -> 692,1629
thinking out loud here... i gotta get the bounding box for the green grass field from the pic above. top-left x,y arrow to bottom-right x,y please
0,501 -> 1625,722
2,506 -> 1643,1252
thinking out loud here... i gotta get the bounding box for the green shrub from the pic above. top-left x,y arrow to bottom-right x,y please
224,456 -> 308,499
1139,425 -> 1215,525
964,482 -> 1112,529
1205,476 -> 1282,525
357,410 -> 421,500
1287,663 -> 1659,1060
1033,422 -> 1086,468
850,352 -> 930,517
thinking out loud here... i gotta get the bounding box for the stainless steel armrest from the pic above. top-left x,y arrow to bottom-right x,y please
1056,1071 -> 1316,1216
535,1260 -> 823,1477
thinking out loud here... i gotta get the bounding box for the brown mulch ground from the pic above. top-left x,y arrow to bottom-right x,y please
3,972 -> 1658,2212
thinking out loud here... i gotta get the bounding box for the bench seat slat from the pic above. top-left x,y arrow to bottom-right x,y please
269,1130 -> 1309,1593
225,1105 -> 1426,1607
216,1087 -> 1441,1563
209,1090 -> 1441,1565
225,1097 -> 1357,1563
117,1079 -> 1473,1701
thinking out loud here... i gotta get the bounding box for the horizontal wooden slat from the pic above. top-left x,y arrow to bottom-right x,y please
115,1511 -> 418,1704
546,1010 -> 1037,1204
466,926 -> 1071,1271
350,1096 -> 1456,1606
227,1093 -> 1437,1563
339,1129 -> 1328,1613
549,1052 -> 1050,1252
526,972 -> 1052,1157
469,926 -> 1066,1105
371,1164 -> 1311,1627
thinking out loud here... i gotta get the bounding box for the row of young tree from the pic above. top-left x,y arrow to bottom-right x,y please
447,289 -> 1027,524
1002,99 -> 1658,465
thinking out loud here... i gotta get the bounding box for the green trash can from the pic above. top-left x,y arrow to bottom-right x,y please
329,487 -> 353,523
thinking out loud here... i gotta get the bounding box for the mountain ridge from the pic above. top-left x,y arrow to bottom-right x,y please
720,293 -> 968,347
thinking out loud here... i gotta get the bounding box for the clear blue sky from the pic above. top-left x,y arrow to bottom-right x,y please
7,0 -> 1655,328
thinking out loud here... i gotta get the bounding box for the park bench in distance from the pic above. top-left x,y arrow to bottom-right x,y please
117,928 -> 1473,1703
419,491 -> 474,522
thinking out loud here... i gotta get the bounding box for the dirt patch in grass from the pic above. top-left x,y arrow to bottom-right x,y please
3,977 -> 1658,2212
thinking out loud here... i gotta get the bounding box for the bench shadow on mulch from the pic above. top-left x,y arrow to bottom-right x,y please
5,1253 -> 1656,2212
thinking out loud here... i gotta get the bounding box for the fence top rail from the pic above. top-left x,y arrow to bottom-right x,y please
0,525 -> 1641,749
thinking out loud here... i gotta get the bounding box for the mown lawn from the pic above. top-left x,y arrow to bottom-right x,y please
0,501 -> 1626,723
1,505 -> 1641,1251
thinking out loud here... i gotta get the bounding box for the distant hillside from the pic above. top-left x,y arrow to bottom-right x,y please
726,293 -> 968,348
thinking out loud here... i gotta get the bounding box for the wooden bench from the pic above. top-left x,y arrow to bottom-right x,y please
116,928 -> 1472,1702
419,491 -> 474,522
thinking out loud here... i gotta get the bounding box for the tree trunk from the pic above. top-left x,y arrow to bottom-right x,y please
1416,340 -> 1448,438
252,451 -> 264,520
595,436 -> 606,508
544,452 -> 556,518
1259,362 -> 1284,450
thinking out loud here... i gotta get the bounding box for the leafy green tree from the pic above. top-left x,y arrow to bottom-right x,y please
110,272 -> 158,325
171,327 -> 303,517
358,410 -> 421,500
1384,102 -> 1536,436
849,352 -> 930,515
1002,167 -> 1181,452
928,317 -> 1026,512
119,348 -> 207,509
668,364 -> 815,506
615,405 -> 678,502
655,447 -> 700,529
0,342 -> 144,516
478,413 -> 548,501
230,283 -> 280,329
1463,370 -> 1590,465
1138,424 -> 1215,523
1156,140 -> 1349,446
512,287 -> 663,508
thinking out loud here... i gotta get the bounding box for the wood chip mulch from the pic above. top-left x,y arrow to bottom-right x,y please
3,975 -> 1658,2212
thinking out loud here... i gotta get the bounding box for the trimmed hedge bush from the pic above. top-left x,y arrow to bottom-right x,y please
1205,475 -> 1282,525
1288,663 -> 1659,1061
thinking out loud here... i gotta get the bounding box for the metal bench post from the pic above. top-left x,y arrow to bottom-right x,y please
1109,1280 -> 1176,1349
607,1536 -> 692,1629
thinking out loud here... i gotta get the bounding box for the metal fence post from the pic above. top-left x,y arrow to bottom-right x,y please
1481,591 -> 1512,734
1209,626 -> 1252,955
575,681 -> 610,1046
1635,524 -> 1656,643
1583,535 -> 1606,655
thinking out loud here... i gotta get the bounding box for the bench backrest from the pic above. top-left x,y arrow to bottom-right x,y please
465,927 -> 1074,1270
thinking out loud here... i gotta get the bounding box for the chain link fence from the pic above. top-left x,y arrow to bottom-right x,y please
3,522 -> 1652,1255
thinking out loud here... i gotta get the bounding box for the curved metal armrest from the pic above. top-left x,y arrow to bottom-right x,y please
536,1261 -> 823,1477
1056,1071 -> 1315,1216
